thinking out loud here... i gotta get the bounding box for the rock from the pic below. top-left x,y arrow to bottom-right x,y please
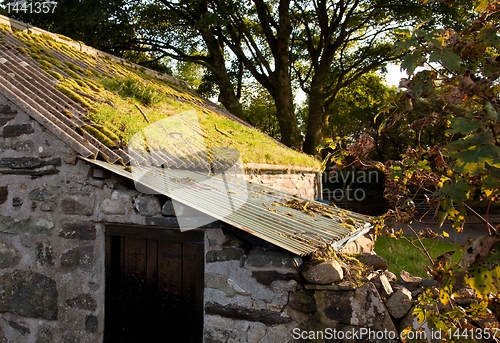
28,186 -> 63,201
205,273 -> 250,297
0,187 -> 7,205
421,279 -> 437,288
8,320 -> 29,334
63,331 -> 89,343
0,215 -> 54,235
2,124 -> 34,137
59,222 -> 96,240
61,195 -> 94,216
386,287 -> 413,319
251,270 -> 300,286
0,157 -> 60,169
288,290 -> 316,314
384,270 -> 397,283
362,253 -> 388,270
247,251 -> 296,269
0,140 -> 34,153
100,199 -> 125,215
204,315 -> 250,343
40,202 -> 56,211
398,270 -> 422,291
134,195 -> 161,216
66,294 -> 97,311
341,233 -> 376,253
36,330 -> 52,343
36,243 -> 55,266
372,274 -> 393,298
161,199 -> 176,216
0,270 -> 58,320
85,315 -> 98,333
206,248 -> 244,263
302,260 -> 343,284
315,282 -> 397,339
0,242 -> 20,268
60,245 -> 94,272
63,153 -> 77,165
12,197 -> 22,207
205,302 -> 291,325
86,179 -> 104,189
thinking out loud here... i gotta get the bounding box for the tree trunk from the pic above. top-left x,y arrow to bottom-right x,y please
303,74 -> 327,155
216,72 -> 246,121
272,74 -> 302,149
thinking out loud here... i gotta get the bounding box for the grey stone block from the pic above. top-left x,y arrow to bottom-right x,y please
60,245 -> 94,272
0,270 -> 58,320
0,242 -> 20,268
66,294 -> 97,311
0,215 -> 54,235
59,223 -> 96,240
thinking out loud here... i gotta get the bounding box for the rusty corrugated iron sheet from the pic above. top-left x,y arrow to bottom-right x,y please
85,158 -> 373,256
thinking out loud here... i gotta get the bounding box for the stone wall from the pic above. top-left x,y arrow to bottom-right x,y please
203,227 -> 449,343
244,167 -> 320,200
0,96 -> 186,342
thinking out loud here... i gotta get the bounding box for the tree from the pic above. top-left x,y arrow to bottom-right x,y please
325,0 -> 500,336
135,0 -> 247,121
3,0 -> 469,154
1,0 -> 138,53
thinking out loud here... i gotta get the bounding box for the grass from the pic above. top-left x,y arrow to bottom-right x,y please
374,235 -> 463,279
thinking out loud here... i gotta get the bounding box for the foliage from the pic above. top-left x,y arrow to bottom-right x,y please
0,0 -> 138,54
321,0 -> 500,338
243,85 -> 281,139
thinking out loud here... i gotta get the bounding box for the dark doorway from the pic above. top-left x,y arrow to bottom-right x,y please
104,225 -> 204,343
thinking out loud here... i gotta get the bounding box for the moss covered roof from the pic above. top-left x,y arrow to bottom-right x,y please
0,16 -> 320,170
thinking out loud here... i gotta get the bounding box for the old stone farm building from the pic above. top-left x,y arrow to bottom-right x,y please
0,15 -> 420,343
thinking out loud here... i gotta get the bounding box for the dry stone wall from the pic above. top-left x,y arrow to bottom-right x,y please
244,168 -> 319,200
0,95 -> 197,342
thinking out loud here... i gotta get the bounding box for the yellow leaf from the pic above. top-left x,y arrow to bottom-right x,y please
443,231 -> 449,237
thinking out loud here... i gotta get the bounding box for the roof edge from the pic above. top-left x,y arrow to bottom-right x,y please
244,163 -> 320,173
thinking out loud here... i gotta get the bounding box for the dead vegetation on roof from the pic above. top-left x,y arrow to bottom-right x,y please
304,246 -> 371,286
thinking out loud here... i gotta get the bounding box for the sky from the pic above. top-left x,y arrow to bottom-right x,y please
383,63 -> 409,88
294,63 -> 408,104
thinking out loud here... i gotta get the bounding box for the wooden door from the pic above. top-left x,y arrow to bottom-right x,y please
104,225 -> 204,343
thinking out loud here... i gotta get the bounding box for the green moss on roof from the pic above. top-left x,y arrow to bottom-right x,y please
4,29 -> 320,169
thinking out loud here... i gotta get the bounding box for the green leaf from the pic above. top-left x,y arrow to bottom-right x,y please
439,276 -> 455,305
429,48 -> 461,71
446,117 -> 482,135
478,27 -> 500,47
447,132 -> 492,150
409,71 -> 435,97
443,178 -> 470,204
401,50 -> 424,75
449,143 -> 500,174
417,160 -> 431,171
465,241 -> 500,299
485,102 -> 498,121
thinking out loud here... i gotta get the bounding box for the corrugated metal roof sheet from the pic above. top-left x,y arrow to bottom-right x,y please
84,158 -> 373,256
